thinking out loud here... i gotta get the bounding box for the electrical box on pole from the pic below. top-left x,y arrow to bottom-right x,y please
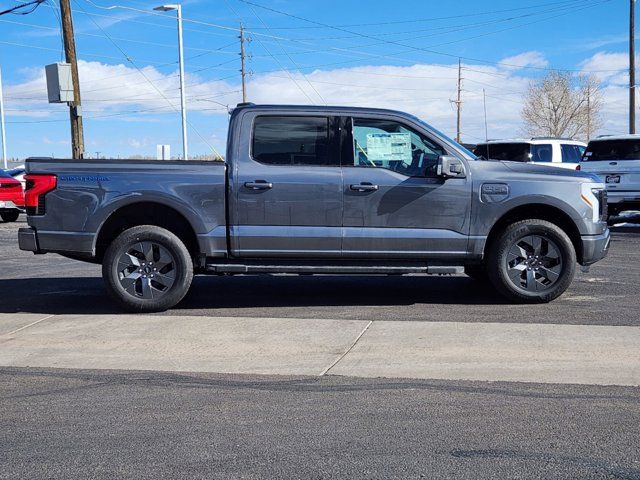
45,63 -> 74,103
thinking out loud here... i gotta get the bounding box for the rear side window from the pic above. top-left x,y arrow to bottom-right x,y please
561,144 -> 584,163
252,116 -> 335,166
530,144 -> 553,162
583,139 -> 640,161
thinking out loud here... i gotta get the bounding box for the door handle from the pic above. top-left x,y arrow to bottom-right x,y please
350,182 -> 379,192
244,180 -> 273,190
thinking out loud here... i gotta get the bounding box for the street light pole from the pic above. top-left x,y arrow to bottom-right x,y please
154,4 -> 187,160
0,66 -> 7,169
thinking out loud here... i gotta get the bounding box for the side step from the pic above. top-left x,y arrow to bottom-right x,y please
204,264 -> 464,275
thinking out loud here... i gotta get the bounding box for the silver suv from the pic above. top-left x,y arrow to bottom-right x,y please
580,135 -> 640,216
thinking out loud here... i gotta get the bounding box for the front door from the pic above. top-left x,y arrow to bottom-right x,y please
232,114 -> 342,257
341,116 -> 472,259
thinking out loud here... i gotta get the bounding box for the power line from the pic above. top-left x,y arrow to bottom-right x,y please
72,0 -> 223,158
237,0 -> 617,73
0,0 -> 46,16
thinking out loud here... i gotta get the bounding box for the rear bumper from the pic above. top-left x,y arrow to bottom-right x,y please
0,200 -> 22,210
606,190 -> 640,204
18,227 -> 39,252
18,227 -> 95,255
580,229 -> 611,266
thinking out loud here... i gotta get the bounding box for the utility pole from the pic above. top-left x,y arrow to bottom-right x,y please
59,0 -> 84,158
239,23 -> 247,102
631,0 -> 636,134
454,58 -> 462,143
0,66 -> 7,169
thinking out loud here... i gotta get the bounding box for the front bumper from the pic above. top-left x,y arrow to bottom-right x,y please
580,229 -> 611,266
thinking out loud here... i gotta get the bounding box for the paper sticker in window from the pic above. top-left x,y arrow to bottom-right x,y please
366,133 -> 411,165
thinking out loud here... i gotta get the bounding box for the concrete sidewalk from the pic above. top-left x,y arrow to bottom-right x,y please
1,313 -> 639,386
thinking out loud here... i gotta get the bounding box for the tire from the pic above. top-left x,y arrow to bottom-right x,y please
486,219 -> 576,303
102,225 -> 194,312
0,210 -> 20,222
464,264 -> 489,282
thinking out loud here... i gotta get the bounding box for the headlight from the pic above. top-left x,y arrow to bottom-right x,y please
581,182 -> 605,222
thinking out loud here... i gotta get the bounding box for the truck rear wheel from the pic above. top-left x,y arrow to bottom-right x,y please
102,225 -> 193,312
487,219 -> 576,303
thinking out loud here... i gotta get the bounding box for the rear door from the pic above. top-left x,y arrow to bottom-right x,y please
230,113 -> 343,257
341,115 -> 472,259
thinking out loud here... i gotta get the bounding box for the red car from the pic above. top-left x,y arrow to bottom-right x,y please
0,170 -> 24,222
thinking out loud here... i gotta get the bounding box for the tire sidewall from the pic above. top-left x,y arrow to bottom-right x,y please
103,225 -> 193,312
488,220 -> 576,303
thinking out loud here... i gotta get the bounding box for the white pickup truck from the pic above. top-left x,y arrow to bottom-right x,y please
580,135 -> 640,217
474,138 -> 586,171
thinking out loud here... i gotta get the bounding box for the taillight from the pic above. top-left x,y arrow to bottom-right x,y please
24,174 -> 57,215
575,165 -> 581,171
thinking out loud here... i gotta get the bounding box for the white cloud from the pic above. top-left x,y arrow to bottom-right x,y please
498,51 -> 549,71
4,50 -> 638,145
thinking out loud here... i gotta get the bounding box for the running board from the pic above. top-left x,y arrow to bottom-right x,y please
204,264 -> 464,275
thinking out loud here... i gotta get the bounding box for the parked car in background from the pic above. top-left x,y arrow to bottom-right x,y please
0,170 -> 25,222
474,138 -> 586,170
580,135 -> 640,217
6,166 -> 26,189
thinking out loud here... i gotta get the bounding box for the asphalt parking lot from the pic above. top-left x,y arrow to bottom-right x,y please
1,215 -> 639,479
1,216 -> 639,325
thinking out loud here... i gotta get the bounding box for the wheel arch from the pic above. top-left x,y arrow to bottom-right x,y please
484,203 -> 583,263
94,201 -> 200,262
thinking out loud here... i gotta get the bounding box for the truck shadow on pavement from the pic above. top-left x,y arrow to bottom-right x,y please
0,274 -> 507,315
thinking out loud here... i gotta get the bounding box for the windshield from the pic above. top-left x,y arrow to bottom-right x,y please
583,139 -> 640,161
414,118 -> 477,159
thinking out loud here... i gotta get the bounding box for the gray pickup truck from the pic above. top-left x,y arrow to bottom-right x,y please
19,104 -> 610,311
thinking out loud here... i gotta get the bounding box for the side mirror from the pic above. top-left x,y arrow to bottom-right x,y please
437,155 -> 466,179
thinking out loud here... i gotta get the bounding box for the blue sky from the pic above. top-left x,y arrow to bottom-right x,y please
0,0 -> 633,159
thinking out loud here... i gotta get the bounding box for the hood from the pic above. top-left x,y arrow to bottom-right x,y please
499,160 -> 601,183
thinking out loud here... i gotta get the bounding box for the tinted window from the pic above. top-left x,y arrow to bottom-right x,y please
531,144 -> 553,162
0,170 -> 12,179
583,139 -> 640,161
351,118 -> 446,177
561,144 -> 584,163
474,143 -> 530,162
252,116 -> 334,166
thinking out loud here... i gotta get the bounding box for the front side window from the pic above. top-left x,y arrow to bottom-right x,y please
561,144 -> 584,163
351,118 -> 446,177
252,116 -> 335,166
530,144 -> 553,162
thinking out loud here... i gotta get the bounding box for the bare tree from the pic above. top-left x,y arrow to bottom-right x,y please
522,72 -> 602,141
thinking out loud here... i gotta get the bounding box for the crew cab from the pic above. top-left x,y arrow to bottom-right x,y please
474,138 -> 586,170
580,135 -> 640,217
19,104 -> 610,311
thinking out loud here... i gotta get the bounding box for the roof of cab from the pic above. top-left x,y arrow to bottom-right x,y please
477,137 -> 586,145
232,102 -> 415,117
590,134 -> 640,142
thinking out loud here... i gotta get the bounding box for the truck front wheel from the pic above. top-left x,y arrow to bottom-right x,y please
102,225 -> 194,312
487,219 -> 576,303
